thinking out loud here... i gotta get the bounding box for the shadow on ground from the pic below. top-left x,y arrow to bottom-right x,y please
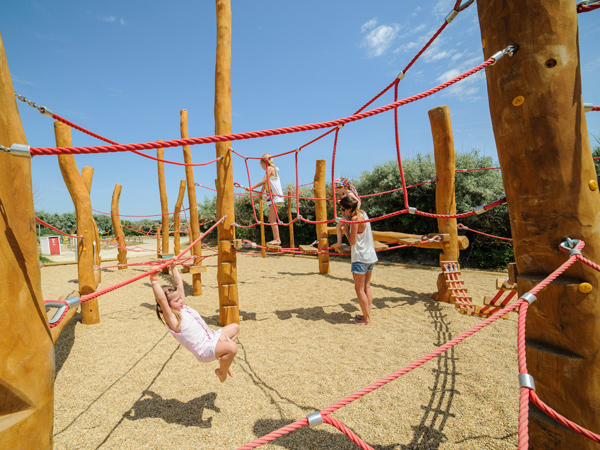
123,390 -> 218,428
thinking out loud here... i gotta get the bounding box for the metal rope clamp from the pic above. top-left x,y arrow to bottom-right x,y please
306,412 -> 323,427
490,44 -> 519,65
520,292 -> 536,304
560,237 -> 582,256
519,373 -> 536,390
0,143 -> 32,158
45,296 -> 81,325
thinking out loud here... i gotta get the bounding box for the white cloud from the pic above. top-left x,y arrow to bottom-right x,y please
361,23 -> 400,58
361,18 -> 378,33
436,68 -> 486,102
100,15 -> 126,25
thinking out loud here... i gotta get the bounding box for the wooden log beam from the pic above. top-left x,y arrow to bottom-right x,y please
173,180 -> 186,255
477,1 -> 600,447
55,122 -> 100,324
314,160 -> 330,274
0,32 -> 53,450
180,110 -> 203,295
157,145 -> 170,274
429,105 -> 460,303
81,167 -> 101,285
111,184 -> 127,270
287,187 -> 295,250
326,227 -> 469,250
215,0 -> 238,325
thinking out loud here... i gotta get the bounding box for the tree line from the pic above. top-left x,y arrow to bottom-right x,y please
37,145 -> 600,270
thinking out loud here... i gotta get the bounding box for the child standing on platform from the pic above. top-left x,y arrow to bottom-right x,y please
151,266 -> 239,382
332,177 -> 361,250
245,153 -> 284,246
339,195 -> 377,326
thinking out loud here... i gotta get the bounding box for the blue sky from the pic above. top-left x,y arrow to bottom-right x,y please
2,1 -> 599,219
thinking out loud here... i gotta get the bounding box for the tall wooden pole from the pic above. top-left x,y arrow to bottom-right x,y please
314,159 -> 330,274
259,197 -> 266,258
174,180 -> 186,255
477,1 -> 600,447
55,122 -> 100,324
215,0 -> 239,325
429,106 -> 460,303
0,32 -> 54,450
111,184 -> 127,270
157,146 -> 170,257
180,109 -> 203,295
157,146 -> 170,274
81,167 -> 101,285
287,188 -> 295,250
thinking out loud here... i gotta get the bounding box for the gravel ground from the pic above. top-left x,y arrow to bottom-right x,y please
44,248 -> 519,450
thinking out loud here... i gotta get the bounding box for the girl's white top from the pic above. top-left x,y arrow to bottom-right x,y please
351,212 -> 378,264
267,170 -> 284,204
168,306 -> 219,362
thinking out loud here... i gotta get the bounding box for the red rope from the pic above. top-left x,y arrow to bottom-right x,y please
91,207 -> 190,218
35,217 -> 82,238
79,218 -> 223,303
31,58 -> 495,156
53,114 -> 221,167
577,3 -> 600,12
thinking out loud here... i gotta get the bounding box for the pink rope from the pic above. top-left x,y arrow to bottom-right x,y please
31,58 -> 495,157
79,218 -> 223,303
53,114 -> 220,167
35,216 -> 83,238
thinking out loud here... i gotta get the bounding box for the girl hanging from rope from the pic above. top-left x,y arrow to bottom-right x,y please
244,153 -> 284,246
339,194 -> 377,326
151,266 -> 239,382
332,177 -> 361,250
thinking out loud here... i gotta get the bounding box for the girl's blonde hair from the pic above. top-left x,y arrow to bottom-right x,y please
155,285 -> 182,327
261,153 -> 278,171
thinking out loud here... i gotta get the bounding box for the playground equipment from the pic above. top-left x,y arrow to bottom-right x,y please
214,0 -> 239,326
55,121 -> 100,324
1,0 -> 599,448
157,145 -> 170,274
111,184 -> 128,270
478,0 -> 600,446
0,32 -> 54,450
180,109 -> 205,296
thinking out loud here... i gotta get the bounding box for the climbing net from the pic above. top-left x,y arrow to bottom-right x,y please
11,0 -> 600,447
235,238 -> 600,449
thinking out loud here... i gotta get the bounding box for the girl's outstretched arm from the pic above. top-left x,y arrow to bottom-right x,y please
249,172 -> 268,191
171,266 -> 184,292
151,276 -> 181,332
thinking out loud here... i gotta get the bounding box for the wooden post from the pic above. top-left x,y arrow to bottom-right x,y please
287,188 -> 295,250
81,167 -> 101,285
111,184 -> 127,270
215,0 -> 239,325
157,146 -> 170,273
0,32 -> 54,450
429,106 -> 460,303
314,159 -> 330,274
477,1 -> 600,447
55,122 -> 100,324
259,197 -> 266,258
174,180 -> 186,255
180,109 -> 203,295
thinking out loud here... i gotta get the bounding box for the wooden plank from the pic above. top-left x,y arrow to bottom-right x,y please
374,240 -> 388,251
299,245 -> 318,254
326,228 -> 469,249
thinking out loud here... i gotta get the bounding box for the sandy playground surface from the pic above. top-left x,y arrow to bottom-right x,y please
43,240 -> 519,450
